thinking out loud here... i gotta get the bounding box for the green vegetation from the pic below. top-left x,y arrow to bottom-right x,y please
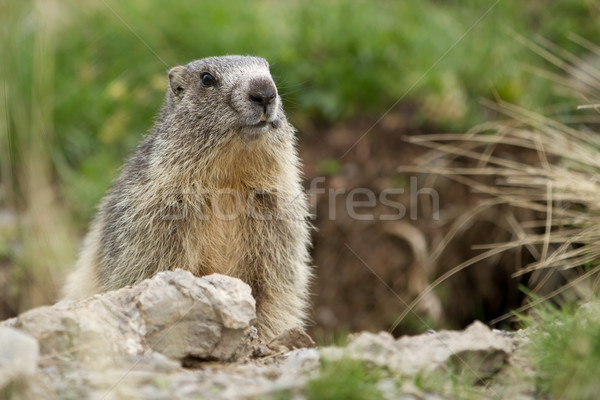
412,368 -> 488,400
316,159 -> 343,176
304,359 -> 385,400
312,326 -> 350,348
3,0 -> 599,223
527,302 -> 600,400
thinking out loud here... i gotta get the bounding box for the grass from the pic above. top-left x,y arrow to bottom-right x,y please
389,34 -> 600,331
1,0 -> 75,311
269,358 -> 385,400
412,368 -> 490,400
394,99 -> 600,327
376,36 -> 600,398
3,0 -> 600,224
526,301 -> 600,400
313,328 -> 351,348
304,359 -> 385,400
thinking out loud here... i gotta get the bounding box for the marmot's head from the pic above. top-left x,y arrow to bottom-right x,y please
164,55 -> 287,141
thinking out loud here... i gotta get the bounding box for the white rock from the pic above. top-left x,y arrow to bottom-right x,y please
2,271 -> 257,364
0,271 -> 525,400
0,327 -> 40,388
324,321 -> 512,378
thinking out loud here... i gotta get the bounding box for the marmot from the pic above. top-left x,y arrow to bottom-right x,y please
63,56 -> 312,340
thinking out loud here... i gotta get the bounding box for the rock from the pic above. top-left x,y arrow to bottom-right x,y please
322,321 -> 512,379
267,326 -> 316,353
135,271 -> 256,360
0,271 -> 528,399
0,327 -> 40,388
279,348 -> 320,374
2,271 -> 257,364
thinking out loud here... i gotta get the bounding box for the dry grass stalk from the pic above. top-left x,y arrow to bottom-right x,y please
392,36 -> 600,330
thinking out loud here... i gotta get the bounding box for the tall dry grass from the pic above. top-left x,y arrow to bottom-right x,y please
393,36 -> 600,329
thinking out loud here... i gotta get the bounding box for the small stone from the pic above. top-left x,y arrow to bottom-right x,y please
268,327 -> 316,352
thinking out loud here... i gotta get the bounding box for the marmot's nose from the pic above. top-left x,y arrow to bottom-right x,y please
248,79 -> 277,108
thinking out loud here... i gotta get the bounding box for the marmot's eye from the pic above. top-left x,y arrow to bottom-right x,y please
201,72 -> 216,87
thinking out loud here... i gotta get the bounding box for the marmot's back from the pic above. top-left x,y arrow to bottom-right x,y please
63,56 -> 312,340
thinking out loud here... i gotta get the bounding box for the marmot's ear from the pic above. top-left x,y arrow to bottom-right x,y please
168,66 -> 186,97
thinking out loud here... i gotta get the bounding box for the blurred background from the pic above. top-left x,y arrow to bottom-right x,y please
1,0 -> 599,340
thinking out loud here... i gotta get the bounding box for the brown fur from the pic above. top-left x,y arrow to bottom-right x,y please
63,56 -> 312,339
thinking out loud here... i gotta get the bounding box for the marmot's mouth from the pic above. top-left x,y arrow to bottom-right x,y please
242,118 -> 280,136
246,120 -> 274,130
240,121 -> 271,139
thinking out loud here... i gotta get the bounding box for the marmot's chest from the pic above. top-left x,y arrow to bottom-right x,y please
183,187 -> 282,279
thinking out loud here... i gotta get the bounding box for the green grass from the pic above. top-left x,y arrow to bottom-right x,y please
313,328 -> 351,348
527,302 -> 600,400
299,351 -> 497,399
5,0 -> 600,223
304,359 -> 385,400
1,0 -> 75,309
412,368 -> 489,400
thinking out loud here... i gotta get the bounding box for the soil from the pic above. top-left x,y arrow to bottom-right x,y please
297,110 -> 542,338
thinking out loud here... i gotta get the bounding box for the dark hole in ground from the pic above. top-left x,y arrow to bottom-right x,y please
297,111 -> 542,339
